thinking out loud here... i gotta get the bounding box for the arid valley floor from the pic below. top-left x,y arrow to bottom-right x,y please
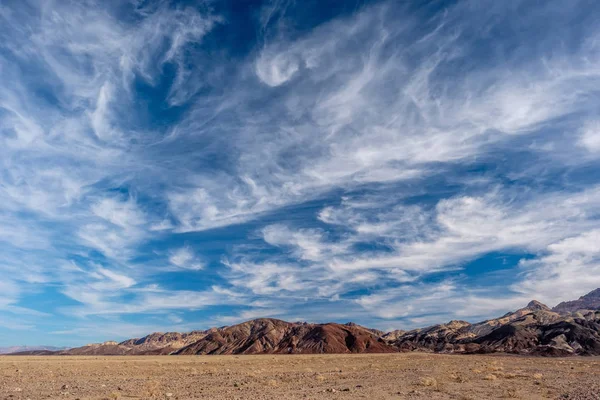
1,354 -> 599,400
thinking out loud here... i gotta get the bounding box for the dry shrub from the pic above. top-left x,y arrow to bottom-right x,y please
420,377 -> 437,387
143,380 -> 161,398
267,379 -> 278,387
532,373 -> 543,380
449,373 -> 467,383
503,387 -> 518,398
484,374 -> 498,381
316,375 -> 326,382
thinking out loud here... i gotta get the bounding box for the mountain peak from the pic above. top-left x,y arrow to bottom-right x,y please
552,288 -> 600,314
526,300 -> 550,311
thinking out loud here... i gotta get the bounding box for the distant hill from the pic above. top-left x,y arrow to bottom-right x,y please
0,346 -> 67,355
10,289 -> 600,357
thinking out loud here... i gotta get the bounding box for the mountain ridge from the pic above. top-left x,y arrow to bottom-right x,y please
8,289 -> 600,357
0,346 -> 67,355
552,288 -> 600,314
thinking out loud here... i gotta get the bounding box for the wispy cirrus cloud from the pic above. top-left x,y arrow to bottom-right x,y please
166,0 -> 600,233
169,246 -> 204,270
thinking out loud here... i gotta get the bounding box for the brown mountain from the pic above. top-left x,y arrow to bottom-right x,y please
553,288 -> 600,314
175,318 -> 395,355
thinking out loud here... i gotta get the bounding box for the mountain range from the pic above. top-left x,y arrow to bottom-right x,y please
9,289 -> 600,357
0,346 -> 66,355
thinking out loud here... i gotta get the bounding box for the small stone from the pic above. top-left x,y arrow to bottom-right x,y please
61,385 -> 69,390
166,393 -> 173,398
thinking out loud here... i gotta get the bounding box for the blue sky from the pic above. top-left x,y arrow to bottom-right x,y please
1,0 -> 600,347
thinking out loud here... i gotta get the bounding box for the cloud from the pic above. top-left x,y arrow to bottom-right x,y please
77,196 -> 150,260
169,0 -> 600,233
261,224 -> 347,262
579,121 -> 600,153
255,50 -> 300,87
354,281 -> 530,326
514,230 -> 600,304
223,183 -> 600,324
91,197 -> 146,229
169,246 -> 204,270
0,280 -> 20,309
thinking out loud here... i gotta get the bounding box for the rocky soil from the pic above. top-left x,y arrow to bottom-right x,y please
1,354 -> 599,399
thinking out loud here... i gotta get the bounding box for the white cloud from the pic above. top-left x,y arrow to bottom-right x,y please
579,121 -> 600,153
355,281 -> 529,325
95,266 -> 136,289
91,197 -> 146,229
514,230 -> 600,304
262,224 -> 347,262
170,0 -> 600,233
223,184 -> 600,325
78,197 -> 148,260
320,186 -> 600,276
169,246 -> 204,271
0,280 -> 20,309
255,50 -> 300,87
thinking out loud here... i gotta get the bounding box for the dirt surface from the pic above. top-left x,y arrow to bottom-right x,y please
1,353 -> 599,400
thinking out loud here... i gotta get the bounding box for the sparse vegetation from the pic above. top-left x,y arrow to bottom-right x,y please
419,376 -> 438,387
1,354 -> 598,399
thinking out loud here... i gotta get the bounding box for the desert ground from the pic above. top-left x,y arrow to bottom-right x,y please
1,353 -> 599,400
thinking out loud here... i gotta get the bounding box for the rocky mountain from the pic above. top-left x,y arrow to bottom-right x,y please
390,294 -> 600,356
53,329 -> 216,355
32,320 -> 393,356
11,288 -> 600,357
471,311 -> 600,356
175,319 -> 395,355
553,288 -> 600,314
381,329 -> 406,341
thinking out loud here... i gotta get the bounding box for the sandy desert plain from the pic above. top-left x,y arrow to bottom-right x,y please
1,353 -> 599,400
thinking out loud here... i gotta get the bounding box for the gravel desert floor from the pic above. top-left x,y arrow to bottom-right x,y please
1,353 -> 599,400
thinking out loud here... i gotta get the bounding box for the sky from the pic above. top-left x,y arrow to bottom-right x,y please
1,0 -> 600,347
